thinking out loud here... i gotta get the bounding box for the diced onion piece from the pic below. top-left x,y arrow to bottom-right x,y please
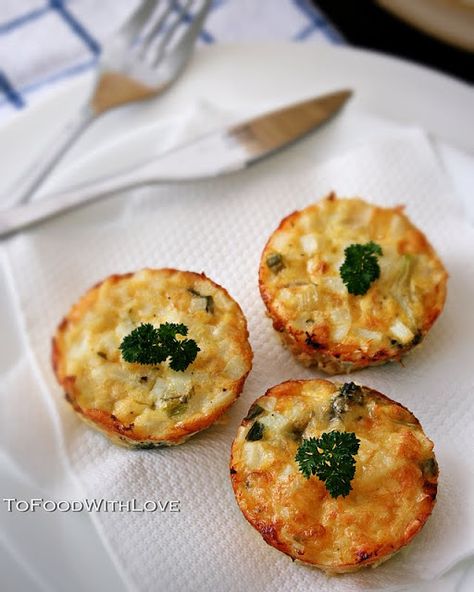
321,276 -> 346,295
69,339 -> 91,362
277,288 -> 293,304
90,364 -> 132,386
262,397 -> 276,412
160,310 -> 182,324
295,284 -> 318,309
242,442 -> 274,470
298,212 -> 315,232
261,412 -> 290,433
98,332 -> 116,354
389,213 -> 406,235
167,373 -> 193,397
189,296 -> 208,312
151,377 -> 167,400
389,320 -> 414,344
349,204 -> 373,227
151,374 -> 193,401
225,356 -> 247,380
113,398 -> 146,421
354,328 -> 383,346
272,232 -> 291,251
115,320 -> 135,341
378,256 -> 393,279
330,309 -> 351,342
394,294 -> 416,326
277,464 -> 295,482
300,234 -> 318,255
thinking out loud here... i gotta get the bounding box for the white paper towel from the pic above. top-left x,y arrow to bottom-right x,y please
2,113 -> 474,592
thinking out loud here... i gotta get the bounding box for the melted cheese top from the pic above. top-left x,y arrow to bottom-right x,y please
55,269 -> 252,442
259,196 -> 447,357
231,380 -> 437,570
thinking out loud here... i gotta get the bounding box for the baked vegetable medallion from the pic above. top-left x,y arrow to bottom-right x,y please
259,194 -> 447,374
52,268 -> 253,448
230,379 -> 438,573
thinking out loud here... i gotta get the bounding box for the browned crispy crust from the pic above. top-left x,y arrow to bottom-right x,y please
52,268 -> 253,448
258,194 -> 448,374
230,379 -> 438,573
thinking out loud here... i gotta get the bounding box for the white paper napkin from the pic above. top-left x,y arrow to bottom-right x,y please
2,109 -> 474,592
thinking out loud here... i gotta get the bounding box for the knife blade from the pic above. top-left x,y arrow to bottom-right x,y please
0,89 -> 352,237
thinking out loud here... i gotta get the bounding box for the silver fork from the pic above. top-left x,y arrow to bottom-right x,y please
6,0 -> 212,207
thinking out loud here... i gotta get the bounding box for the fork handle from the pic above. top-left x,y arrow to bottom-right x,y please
6,105 -> 96,207
0,168 -> 153,238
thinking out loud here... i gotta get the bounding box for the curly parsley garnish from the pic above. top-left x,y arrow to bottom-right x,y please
119,322 -> 200,371
339,241 -> 383,295
295,431 -> 360,498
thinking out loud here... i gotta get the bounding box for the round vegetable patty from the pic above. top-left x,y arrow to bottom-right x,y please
52,268 -> 253,448
259,194 -> 447,373
231,379 -> 438,573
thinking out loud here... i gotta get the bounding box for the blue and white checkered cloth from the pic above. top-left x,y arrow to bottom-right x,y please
0,0 -> 343,120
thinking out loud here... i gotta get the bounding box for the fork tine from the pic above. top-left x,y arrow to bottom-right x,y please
156,0 -> 211,63
151,0 -> 211,68
118,0 -> 160,46
139,0 -> 195,61
136,0 -> 178,58
151,0 -> 195,63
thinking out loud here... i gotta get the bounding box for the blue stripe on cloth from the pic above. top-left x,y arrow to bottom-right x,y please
199,28 -> 215,44
321,26 -> 344,44
292,0 -> 328,26
0,6 -> 51,35
0,59 -> 96,109
172,1 -> 216,44
291,0 -> 344,44
50,0 -> 101,55
0,71 -> 25,108
293,23 -> 319,42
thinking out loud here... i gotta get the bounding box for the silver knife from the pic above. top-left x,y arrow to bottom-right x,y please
0,89 -> 352,238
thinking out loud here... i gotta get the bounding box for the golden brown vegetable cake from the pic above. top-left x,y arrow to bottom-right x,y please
230,379 -> 438,573
259,194 -> 447,374
52,268 -> 253,448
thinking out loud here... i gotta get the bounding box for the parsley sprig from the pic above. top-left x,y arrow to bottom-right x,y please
119,322 -> 200,371
295,431 -> 360,498
340,241 -> 383,295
